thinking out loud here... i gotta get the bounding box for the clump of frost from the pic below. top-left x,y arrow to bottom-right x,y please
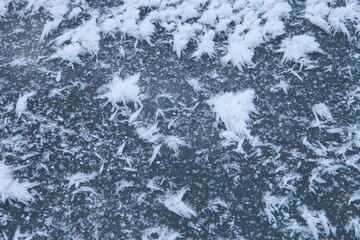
142,226 -> 181,240
349,189 -> 360,205
263,192 -> 288,224
208,197 -> 229,211
136,122 -> 162,143
116,180 -> 134,192
302,137 -> 327,156
277,35 -> 323,69
65,172 -> 97,189
0,0 -> 10,18
51,13 -> 100,64
192,30 -> 216,59
15,91 -> 36,119
296,206 -> 335,240
304,0 -> 360,40
0,162 -> 36,204
207,89 -> 256,152
312,103 -> 334,122
221,34 -> 256,70
164,136 -> 187,156
279,172 -> 301,193
162,188 -> 197,219
304,0 -> 332,34
270,80 -> 289,94
346,217 -> 360,239
98,73 -> 141,109
172,23 -> 202,58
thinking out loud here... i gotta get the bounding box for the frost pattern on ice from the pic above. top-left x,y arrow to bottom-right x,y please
0,162 -> 36,204
285,206 -> 335,240
277,35 -> 323,69
162,188 -> 197,219
304,0 -> 360,40
207,89 -> 256,152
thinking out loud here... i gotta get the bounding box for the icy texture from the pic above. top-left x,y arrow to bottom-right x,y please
1,0 -> 360,239
0,162 -> 35,204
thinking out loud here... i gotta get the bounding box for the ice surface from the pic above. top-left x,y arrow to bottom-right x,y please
2,0 -> 360,239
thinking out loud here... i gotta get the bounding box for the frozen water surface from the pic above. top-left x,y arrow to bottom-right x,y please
1,0 -> 360,239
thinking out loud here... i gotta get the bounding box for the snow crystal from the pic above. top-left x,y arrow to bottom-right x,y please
299,205 -> 335,240
277,35 -> 322,69
312,103 -> 334,123
207,89 -> 256,152
164,136 -> 187,156
263,192 -> 288,224
346,217 -> 360,239
148,144 -> 162,166
65,172 -> 97,189
270,80 -> 289,94
15,91 -> 36,119
98,73 -> 141,108
0,162 -> 36,204
162,188 -> 197,219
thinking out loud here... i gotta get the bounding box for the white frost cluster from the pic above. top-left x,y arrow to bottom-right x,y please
0,162 -> 36,204
277,35 -> 323,69
162,188 -> 197,219
51,13 -> 100,64
65,172 -> 97,189
263,192 -> 288,224
304,0 -> 360,40
286,206 -> 335,240
207,89 -> 256,153
15,91 -> 36,119
98,73 -> 141,109
142,226 -> 181,240
311,103 -> 334,128
346,217 -> 360,239
19,0 -> 294,70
